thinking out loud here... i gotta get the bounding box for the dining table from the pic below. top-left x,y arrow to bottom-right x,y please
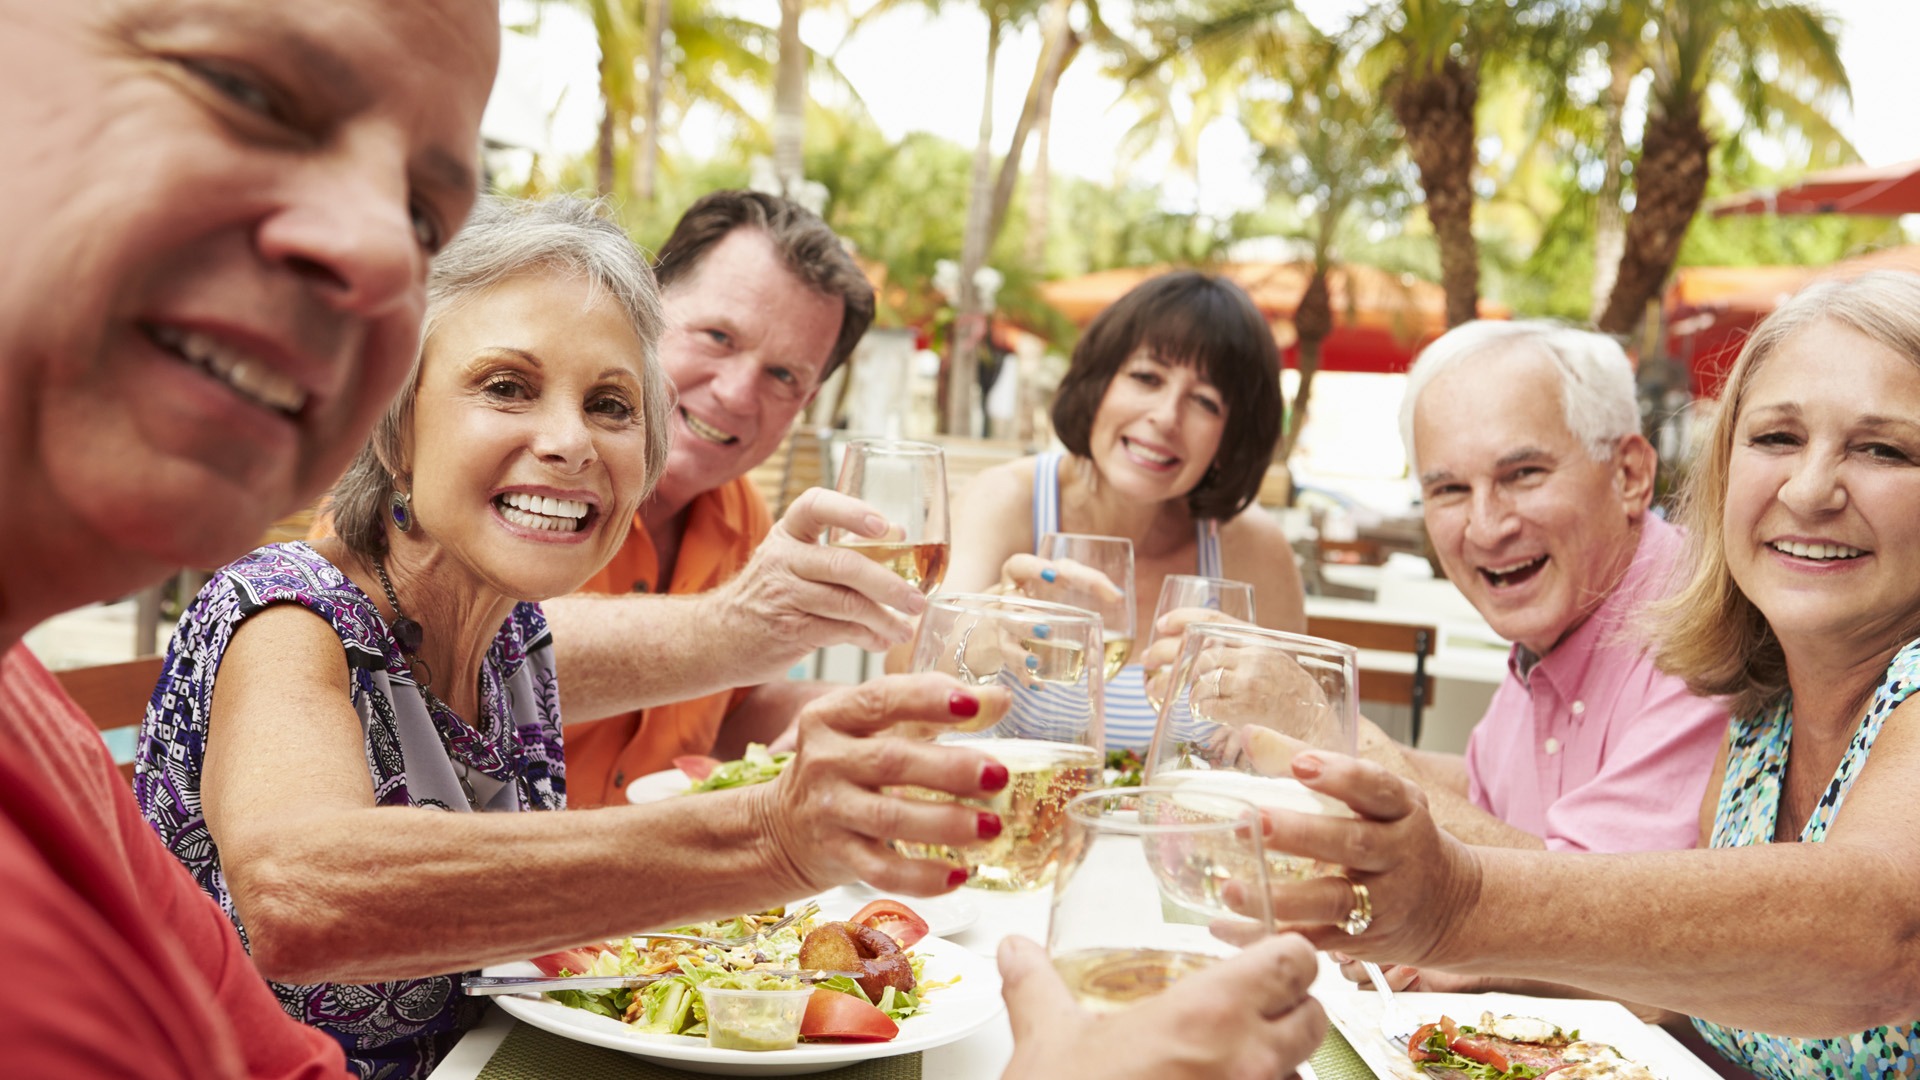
426,883 -> 1723,1080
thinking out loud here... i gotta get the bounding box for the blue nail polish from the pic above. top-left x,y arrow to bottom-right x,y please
1031,623 -> 1050,639
1026,655 -> 1040,670
1040,568 -> 1057,583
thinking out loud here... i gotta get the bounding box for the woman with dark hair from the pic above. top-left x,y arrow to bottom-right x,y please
945,271 -> 1306,749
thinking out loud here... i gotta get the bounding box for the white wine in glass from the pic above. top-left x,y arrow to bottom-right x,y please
1048,788 -> 1271,1009
899,594 -> 1107,890
1035,532 -> 1135,678
828,439 -> 950,595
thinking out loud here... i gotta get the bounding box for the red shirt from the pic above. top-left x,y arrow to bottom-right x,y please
0,645 -> 347,1079
565,474 -> 772,807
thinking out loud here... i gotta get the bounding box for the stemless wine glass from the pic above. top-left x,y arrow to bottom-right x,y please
1035,532 -> 1135,680
827,438 -> 949,595
898,593 -> 1106,891
1144,575 -> 1257,711
1145,623 -> 1359,881
1048,787 -> 1272,1011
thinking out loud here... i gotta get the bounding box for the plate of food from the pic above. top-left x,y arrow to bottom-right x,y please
1323,990 -> 1721,1080
488,902 -> 1002,1076
626,744 -> 794,805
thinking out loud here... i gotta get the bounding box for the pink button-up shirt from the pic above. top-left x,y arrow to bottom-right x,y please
1465,515 -> 1729,852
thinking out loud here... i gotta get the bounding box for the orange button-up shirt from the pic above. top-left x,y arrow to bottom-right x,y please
564,474 -> 772,808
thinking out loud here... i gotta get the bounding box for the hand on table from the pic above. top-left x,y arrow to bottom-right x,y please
751,674 -> 1013,897
998,934 -> 1327,1080
710,488 -> 928,682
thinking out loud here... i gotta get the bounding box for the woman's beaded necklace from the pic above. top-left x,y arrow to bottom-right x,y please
372,556 -> 480,809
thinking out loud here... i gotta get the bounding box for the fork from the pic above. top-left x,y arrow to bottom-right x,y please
463,967 -> 859,997
628,900 -> 820,950
1360,960 -> 1418,1045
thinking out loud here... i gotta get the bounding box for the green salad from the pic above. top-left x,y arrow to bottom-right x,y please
542,911 -> 929,1039
685,743 -> 794,793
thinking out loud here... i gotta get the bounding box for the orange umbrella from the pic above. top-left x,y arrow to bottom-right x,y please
1039,262 -> 1505,375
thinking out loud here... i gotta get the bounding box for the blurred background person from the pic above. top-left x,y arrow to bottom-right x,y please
943,271 -> 1306,750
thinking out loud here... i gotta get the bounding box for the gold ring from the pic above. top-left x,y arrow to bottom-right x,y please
1340,878 -> 1373,936
1211,666 -> 1226,699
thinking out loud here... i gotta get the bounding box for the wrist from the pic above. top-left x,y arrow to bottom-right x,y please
739,779 -> 815,898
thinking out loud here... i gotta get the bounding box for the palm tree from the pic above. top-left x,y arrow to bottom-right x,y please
1595,0 -> 1849,336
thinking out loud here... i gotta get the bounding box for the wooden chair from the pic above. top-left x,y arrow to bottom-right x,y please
53,655 -> 165,783
747,426 -> 833,519
1306,614 -> 1437,746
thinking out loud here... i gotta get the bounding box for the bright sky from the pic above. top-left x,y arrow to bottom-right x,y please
487,0 -> 1920,218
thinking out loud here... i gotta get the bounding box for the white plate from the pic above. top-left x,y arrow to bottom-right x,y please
489,935 -> 1003,1076
625,768 -> 692,805
1322,988 -> 1721,1080
813,885 -> 981,941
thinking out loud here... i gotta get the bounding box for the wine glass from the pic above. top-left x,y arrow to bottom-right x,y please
898,593 -> 1106,891
1144,623 -> 1359,882
1144,575 -> 1257,711
1034,532 -> 1135,681
1047,787 -> 1272,1011
827,439 -> 949,595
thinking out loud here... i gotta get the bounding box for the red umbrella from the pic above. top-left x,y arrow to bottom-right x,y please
1711,158 -> 1920,217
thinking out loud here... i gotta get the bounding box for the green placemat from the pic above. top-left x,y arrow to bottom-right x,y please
1309,1024 -> 1380,1080
477,1024 -> 923,1080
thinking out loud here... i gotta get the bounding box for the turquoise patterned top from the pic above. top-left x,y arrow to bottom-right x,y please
1691,639 -> 1920,1079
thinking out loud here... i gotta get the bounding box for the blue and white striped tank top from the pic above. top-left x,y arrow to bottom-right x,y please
1032,452 -> 1223,750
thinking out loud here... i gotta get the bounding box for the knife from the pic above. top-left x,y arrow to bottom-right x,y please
462,970 -> 863,996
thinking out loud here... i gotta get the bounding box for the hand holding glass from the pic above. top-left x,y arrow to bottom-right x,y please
1146,623 -> 1359,881
1144,575 -> 1257,710
1048,788 -> 1272,1011
1034,532 -> 1135,679
828,439 -> 949,594
898,593 -> 1106,890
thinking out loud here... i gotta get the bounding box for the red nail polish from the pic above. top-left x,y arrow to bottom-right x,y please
948,691 -> 980,718
980,761 -> 1010,791
947,866 -> 970,888
977,811 -> 1003,840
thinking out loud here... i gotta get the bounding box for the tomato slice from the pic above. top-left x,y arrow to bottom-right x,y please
673,755 -> 723,781
1407,1023 -> 1442,1063
529,945 -> 608,978
1448,1035 -> 1514,1073
800,988 -> 899,1042
848,899 -> 931,948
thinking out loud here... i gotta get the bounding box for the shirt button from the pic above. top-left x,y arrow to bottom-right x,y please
1570,700 -> 1586,716
1544,738 -> 1562,755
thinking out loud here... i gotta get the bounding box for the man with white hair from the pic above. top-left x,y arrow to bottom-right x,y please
1368,320 -> 1727,854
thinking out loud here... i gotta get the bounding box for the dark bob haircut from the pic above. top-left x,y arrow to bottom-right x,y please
1050,271 -> 1281,520
654,190 -> 876,383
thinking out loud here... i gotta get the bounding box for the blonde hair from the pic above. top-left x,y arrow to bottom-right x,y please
1651,271 -> 1920,718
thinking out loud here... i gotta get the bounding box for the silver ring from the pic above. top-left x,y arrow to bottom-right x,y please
1340,878 -> 1373,936
1210,666 -> 1225,699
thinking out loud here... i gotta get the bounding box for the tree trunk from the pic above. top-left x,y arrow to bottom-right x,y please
945,14 -> 1002,436
1597,98 -> 1712,337
596,54 -> 618,198
985,0 -> 1078,252
1391,57 -> 1480,328
1024,85 -> 1054,268
635,0 -> 668,203
1281,267 -> 1333,462
1589,51 -> 1634,324
773,0 -> 807,194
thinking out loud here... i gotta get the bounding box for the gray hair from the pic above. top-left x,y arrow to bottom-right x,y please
332,195 -> 671,557
1399,319 -> 1639,476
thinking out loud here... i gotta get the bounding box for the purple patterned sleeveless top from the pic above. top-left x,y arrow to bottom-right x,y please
135,542 -> 565,1080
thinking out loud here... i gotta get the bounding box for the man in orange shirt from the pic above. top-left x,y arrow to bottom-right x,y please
545,192 -> 915,807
